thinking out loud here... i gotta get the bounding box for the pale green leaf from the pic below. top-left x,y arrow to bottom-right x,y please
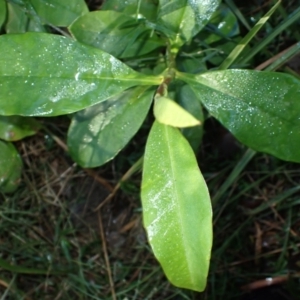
68,87 -> 155,167
179,70 -> 300,162
0,140 -> 22,193
141,121 -> 212,291
0,33 -> 162,116
154,96 -> 201,127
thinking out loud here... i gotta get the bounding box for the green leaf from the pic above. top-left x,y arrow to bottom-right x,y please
69,11 -> 164,59
202,4 -> 239,44
68,87 -> 155,168
6,2 -> 46,33
0,0 -> 6,28
177,84 -> 204,152
141,121 -> 212,291
179,70 -> 300,162
154,96 -> 201,127
0,116 -> 41,141
101,0 -> 158,21
0,33 -> 162,117
30,0 -> 88,27
157,0 -> 220,47
0,140 -> 22,193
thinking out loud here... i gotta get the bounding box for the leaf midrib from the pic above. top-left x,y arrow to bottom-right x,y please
164,125 -> 195,286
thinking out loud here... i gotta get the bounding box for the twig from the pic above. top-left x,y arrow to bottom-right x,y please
241,273 -> 300,291
255,43 -> 298,70
98,211 -> 116,300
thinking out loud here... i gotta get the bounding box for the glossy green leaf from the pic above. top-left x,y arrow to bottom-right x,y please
68,87 -> 155,168
6,2 -> 46,33
179,70 -> 300,162
154,96 -> 201,127
0,116 -> 41,141
101,0 -> 158,21
0,0 -> 6,28
157,0 -> 220,47
69,11 -> 164,59
141,121 -> 212,291
177,84 -> 204,152
30,0 -> 88,27
0,33 -> 162,117
0,140 -> 22,193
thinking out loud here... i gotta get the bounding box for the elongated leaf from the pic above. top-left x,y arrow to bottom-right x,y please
0,0 -> 6,28
69,11 -> 164,59
30,0 -> 88,27
0,33 -> 162,116
68,87 -> 155,167
157,0 -> 220,47
154,96 -> 201,127
101,0 -> 158,21
0,141 -> 22,193
0,116 -> 41,141
179,70 -> 300,162
5,2 -> 46,33
141,121 -> 212,291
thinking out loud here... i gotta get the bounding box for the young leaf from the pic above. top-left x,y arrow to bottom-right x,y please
0,116 -> 41,141
0,140 -> 22,193
30,0 -> 88,27
141,121 -> 212,292
154,96 -> 201,127
178,70 -> 300,162
0,33 -> 162,116
157,0 -> 220,47
69,11 -> 164,59
68,87 -> 155,168
0,0 -> 6,28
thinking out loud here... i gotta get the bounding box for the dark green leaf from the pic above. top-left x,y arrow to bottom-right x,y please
6,2 -> 46,33
68,87 -> 155,168
141,121 -> 212,291
101,0 -> 158,21
157,0 -> 220,47
0,0 -> 6,28
0,116 -> 41,141
202,4 -> 239,44
0,140 -> 22,193
177,84 -> 204,152
179,70 -> 300,162
69,11 -> 164,59
0,33 -> 162,116
30,0 -> 88,27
